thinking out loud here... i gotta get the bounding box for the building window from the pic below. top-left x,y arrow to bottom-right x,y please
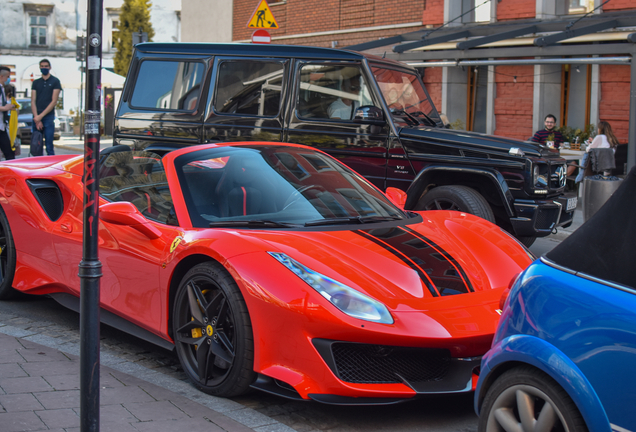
566,0 -> 593,14
466,66 -> 488,133
554,0 -> 594,15
30,15 -> 48,46
462,0 -> 491,23
560,64 -> 592,131
112,20 -> 119,48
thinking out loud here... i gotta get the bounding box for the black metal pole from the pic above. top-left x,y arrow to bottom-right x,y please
79,0 -> 103,430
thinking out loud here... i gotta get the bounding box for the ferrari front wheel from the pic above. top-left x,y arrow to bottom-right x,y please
479,366 -> 588,432
172,261 -> 255,397
0,205 -> 17,300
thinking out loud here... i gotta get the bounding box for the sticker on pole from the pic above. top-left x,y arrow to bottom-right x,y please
84,123 -> 99,135
247,0 -> 279,29
252,29 -> 271,44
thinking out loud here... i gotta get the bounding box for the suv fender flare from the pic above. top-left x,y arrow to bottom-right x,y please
475,335 -> 610,432
404,165 -> 515,217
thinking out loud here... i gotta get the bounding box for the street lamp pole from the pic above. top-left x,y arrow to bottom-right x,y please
79,0 -> 103,430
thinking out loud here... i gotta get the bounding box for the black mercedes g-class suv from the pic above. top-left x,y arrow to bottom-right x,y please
114,42 -> 576,246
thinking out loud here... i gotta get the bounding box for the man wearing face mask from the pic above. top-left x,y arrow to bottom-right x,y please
0,66 -> 16,160
31,59 -> 61,156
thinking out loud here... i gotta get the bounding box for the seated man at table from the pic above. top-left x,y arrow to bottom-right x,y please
530,114 -> 564,149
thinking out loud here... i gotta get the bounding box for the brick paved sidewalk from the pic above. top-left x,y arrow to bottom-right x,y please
0,332 -> 257,432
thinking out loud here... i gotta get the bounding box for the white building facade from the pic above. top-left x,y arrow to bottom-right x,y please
0,0 -> 181,113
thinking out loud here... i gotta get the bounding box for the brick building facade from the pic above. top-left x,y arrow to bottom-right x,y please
220,0 -> 636,144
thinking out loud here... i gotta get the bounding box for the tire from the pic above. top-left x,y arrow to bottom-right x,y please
172,261 -> 255,397
415,185 -> 495,223
0,205 -> 17,300
479,366 -> 588,432
517,236 -> 537,248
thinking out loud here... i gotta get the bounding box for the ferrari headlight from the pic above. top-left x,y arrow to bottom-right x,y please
269,252 -> 393,324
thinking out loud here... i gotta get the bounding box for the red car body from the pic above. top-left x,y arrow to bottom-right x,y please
0,142 -> 532,403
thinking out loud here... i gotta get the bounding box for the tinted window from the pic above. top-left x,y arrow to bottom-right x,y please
175,146 -> 406,228
371,65 -> 441,125
131,60 -> 204,110
99,150 -> 175,225
297,64 -> 375,120
214,60 -> 284,116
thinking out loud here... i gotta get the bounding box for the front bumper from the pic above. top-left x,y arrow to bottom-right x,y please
509,192 -> 577,237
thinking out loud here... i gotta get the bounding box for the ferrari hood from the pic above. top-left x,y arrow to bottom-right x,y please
236,212 -> 531,311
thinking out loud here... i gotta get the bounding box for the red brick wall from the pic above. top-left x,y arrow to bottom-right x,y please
233,0 -> 425,42
497,0 -> 535,20
494,65 -> 534,141
603,0 -> 635,11
599,65 -> 630,143
421,67 -> 442,109
422,0 -> 444,26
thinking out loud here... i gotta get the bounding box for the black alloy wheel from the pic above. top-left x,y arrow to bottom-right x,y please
0,206 -> 17,300
173,262 -> 255,397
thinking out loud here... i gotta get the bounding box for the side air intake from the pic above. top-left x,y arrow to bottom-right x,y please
26,179 -> 64,222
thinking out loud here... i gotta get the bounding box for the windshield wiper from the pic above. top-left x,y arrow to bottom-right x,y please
304,215 -> 403,227
409,110 -> 437,126
389,109 -> 421,126
208,220 -> 300,228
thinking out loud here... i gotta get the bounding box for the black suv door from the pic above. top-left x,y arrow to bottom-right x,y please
203,57 -> 289,143
284,61 -> 390,190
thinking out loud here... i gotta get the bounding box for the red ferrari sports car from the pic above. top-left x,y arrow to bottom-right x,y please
0,142 -> 532,404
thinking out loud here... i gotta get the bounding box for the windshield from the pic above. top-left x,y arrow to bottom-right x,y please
174,145 -> 408,228
371,65 -> 441,126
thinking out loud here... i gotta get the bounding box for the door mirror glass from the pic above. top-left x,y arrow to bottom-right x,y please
353,105 -> 385,124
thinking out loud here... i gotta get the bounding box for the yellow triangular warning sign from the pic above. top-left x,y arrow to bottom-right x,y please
247,0 -> 279,29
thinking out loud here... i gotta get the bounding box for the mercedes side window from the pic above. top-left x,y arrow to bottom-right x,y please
214,60 -> 285,117
130,60 -> 204,111
297,64 -> 375,121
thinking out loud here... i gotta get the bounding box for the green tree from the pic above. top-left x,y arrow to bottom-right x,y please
114,0 -> 155,76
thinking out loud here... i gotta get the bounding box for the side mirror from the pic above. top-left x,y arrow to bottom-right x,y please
354,106 -> 385,125
100,201 -> 162,239
385,187 -> 407,209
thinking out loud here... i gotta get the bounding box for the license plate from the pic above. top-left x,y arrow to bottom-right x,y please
566,197 -> 577,211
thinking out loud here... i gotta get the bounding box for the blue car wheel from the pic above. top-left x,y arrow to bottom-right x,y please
479,366 -> 587,432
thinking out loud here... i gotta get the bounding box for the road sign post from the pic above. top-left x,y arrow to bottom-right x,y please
80,0 -> 103,431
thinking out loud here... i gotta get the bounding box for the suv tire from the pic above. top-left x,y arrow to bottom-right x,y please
415,185 -> 495,223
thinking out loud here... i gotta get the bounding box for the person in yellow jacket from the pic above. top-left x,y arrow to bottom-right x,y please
0,67 -> 16,160
6,85 -> 21,156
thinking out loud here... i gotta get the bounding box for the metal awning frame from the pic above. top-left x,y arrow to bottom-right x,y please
345,11 -> 636,53
346,11 -> 636,172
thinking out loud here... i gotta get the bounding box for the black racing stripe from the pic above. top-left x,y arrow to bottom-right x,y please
400,226 -> 475,293
355,229 -> 440,297
359,227 -> 472,296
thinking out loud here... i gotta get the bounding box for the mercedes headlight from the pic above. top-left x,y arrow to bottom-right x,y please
269,252 -> 393,324
533,163 -> 548,192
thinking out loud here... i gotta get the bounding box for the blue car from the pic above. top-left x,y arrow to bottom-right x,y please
475,167 -> 636,432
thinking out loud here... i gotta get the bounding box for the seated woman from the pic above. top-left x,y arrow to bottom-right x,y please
571,121 -> 619,179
